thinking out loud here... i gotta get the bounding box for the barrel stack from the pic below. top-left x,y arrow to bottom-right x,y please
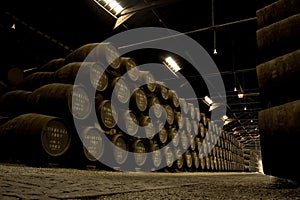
0,42 -> 251,172
243,148 -> 259,172
256,0 -> 300,182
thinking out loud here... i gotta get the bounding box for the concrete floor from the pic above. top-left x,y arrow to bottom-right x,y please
0,164 -> 299,200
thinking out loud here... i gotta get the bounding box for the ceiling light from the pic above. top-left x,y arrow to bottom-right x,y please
103,0 -> 123,14
238,92 -> 244,98
11,23 -> 16,29
164,57 -> 181,72
163,57 -> 181,77
204,96 -> 213,106
222,115 -> 228,121
234,87 -> 237,92
244,106 -> 247,110
213,48 -> 218,55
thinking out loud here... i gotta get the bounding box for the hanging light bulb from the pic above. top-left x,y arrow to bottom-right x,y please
244,106 -> 247,111
214,48 -> 218,55
238,92 -> 244,98
213,48 -> 218,55
234,87 -> 237,92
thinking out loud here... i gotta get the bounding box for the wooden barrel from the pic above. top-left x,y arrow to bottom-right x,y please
54,62 -> 109,92
183,117 -> 192,134
257,14 -> 300,62
199,155 -> 206,171
61,125 -> 106,169
18,71 -> 55,91
0,90 -> 33,116
39,58 -> 65,72
169,127 -> 180,147
164,104 -> 175,125
149,141 -> 162,170
80,126 -> 105,162
189,136 -> 196,151
121,110 -> 139,136
195,137 -> 202,152
164,146 -> 175,170
180,130 -> 189,150
119,57 -> 140,82
179,98 -> 188,115
192,151 -> 200,171
256,0 -> 300,29
65,43 -> 121,69
130,88 -> 148,112
154,82 -> 169,102
184,150 -> 193,170
147,96 -> 163,120
110,133 -> 129,166
168,90 -> 180,109
205,156 -> 211,171
31,83 -> 91,120
0,65 -> 24,86
139,115 -> 155,139
131,138 -> 148,167
176,114 -> 184,133
96,100 -> 118,130
174,149 -> 184,171
110,76 -> 131,104
259,100 -> 300,182
0,113 -> 71,162
191,120 -> 199,136
157,122 -> 168,144
256,49 -> 300,108
187,103 -> 195,120
138,70 -> 156,93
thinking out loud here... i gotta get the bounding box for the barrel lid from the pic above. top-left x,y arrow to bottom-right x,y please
164,105 -> 174,125
41,117 -> 71,157
70,85 -> 92,120
175,149 -> 184,169
99,100 -> 118,129
152,147 -> 162,168
164,146 -> 174,168
132,139 -> 147,167
132,88 -> 147,112
169,128 -> 180,147
89,62 -> 108,92
124,110 -> 139,136
112,77 -> 130,104
81,126 -> 104,161
111,134 -> 128,165
121,57 -> 140,82
158,123 -> 168,144
102,43 -> 121,69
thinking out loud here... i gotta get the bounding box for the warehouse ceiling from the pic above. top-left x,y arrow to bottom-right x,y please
0,0 -> 277,149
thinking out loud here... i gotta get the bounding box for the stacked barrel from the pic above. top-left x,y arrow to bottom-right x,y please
243,148 -> 259,172
256,0 -> 300,182
0,41 -> 249,172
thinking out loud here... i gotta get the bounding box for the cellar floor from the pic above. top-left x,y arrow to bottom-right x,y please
0,163 -> 299,200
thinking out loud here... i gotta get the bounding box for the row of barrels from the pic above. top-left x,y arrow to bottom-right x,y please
0,41 -> 250,172
0,112 -> 247,172
256,0 -> 300,182
243,148 -> 259,172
